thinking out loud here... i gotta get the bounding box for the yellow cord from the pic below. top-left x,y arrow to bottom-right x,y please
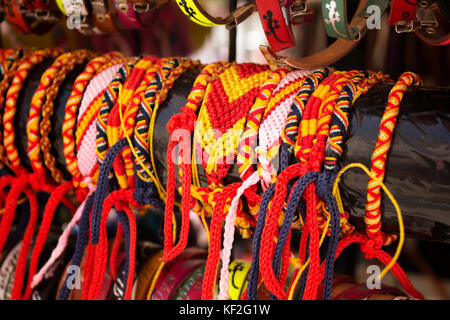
148,98 -> 166,199
199,208 -> 210,242
332,162 -> 405,280
117,84 -> 162,190
0,196 -> 28,215
146,260 -> 166,300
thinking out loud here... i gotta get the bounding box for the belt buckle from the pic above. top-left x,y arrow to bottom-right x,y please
289,0 -> 313,25
417,6 -> 439,34
395,20 -> 417,33
133,3 -> 152,13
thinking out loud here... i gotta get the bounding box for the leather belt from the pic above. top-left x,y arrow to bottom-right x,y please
414,0 -> 450,46
259,0 -> 372,69
321,0 -> 389,41
389,0 -> 418,32
91,0 -> 121,33
255,0 -> 295,53
175,0 -> 255,28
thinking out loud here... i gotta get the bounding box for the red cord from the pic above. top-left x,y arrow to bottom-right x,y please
201,183 -> 240,300
21,180 -> 74,300
10,186 -> 38,300
110,221 -> 123,280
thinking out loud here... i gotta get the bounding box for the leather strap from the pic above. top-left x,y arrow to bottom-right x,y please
22,0 -> 48,11
4,0 -> 54,34
258,0 -> 371,69
389,0 -> 418,27
176,0 -> 255,28
4,0 -> 32,33
151,259 -> 205,300
114,0 -> 144,29
128,0 -> 168,11
255,0 -> 295,52
414,0 -> 450,46
134,3 -> 159,28
322,0 -> 389,40
288,0 -> 313,25
91,0 -> 121,33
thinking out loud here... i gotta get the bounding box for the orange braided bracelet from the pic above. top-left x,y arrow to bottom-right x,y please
39,50 -> 96,185
364,72 -> 423,243
0,48 -> 31,169
3,48 -> 63,176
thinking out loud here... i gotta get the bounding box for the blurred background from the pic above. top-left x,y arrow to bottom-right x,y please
2,0 -> 449,85
1,0 -> 449,299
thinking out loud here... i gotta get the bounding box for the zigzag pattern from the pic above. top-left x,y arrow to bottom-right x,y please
236,68 -> 287,178
195,64 -> 270,185
365,72 -> 422,237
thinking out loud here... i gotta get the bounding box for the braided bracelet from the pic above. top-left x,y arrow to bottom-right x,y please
246,67 -> 332,300
30,58 -> 128,292
257,71 -> 351,299
106,56 -> 159,190
3,49 -> 63,177
218,69 -> 313,300
199,63 -> 272,300
82,56 -> 140,300
1,48 -> 64,300
258,71 -> 349,300
62,52 -> 123,190
364,72 -> 422,244
274,71 -> 388,300
54,59 -> 131,299
53,59 -> 135,300
0,49 -> 77,302
23,52 -> 124,301
96,57 -> 141,170
90,57 -> 162,298
87,57 -> 198,300
39,50 -> 95,185
277,72 -> 368,300
164,61 -> 232,263
10,50 -> 94,300
76,57 -> 129,186
0,48 -> 31,169
132,57 -> 193,212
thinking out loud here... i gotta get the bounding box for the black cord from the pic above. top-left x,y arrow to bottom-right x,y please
228,0 -> 237,62
437,0 -> 450,23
